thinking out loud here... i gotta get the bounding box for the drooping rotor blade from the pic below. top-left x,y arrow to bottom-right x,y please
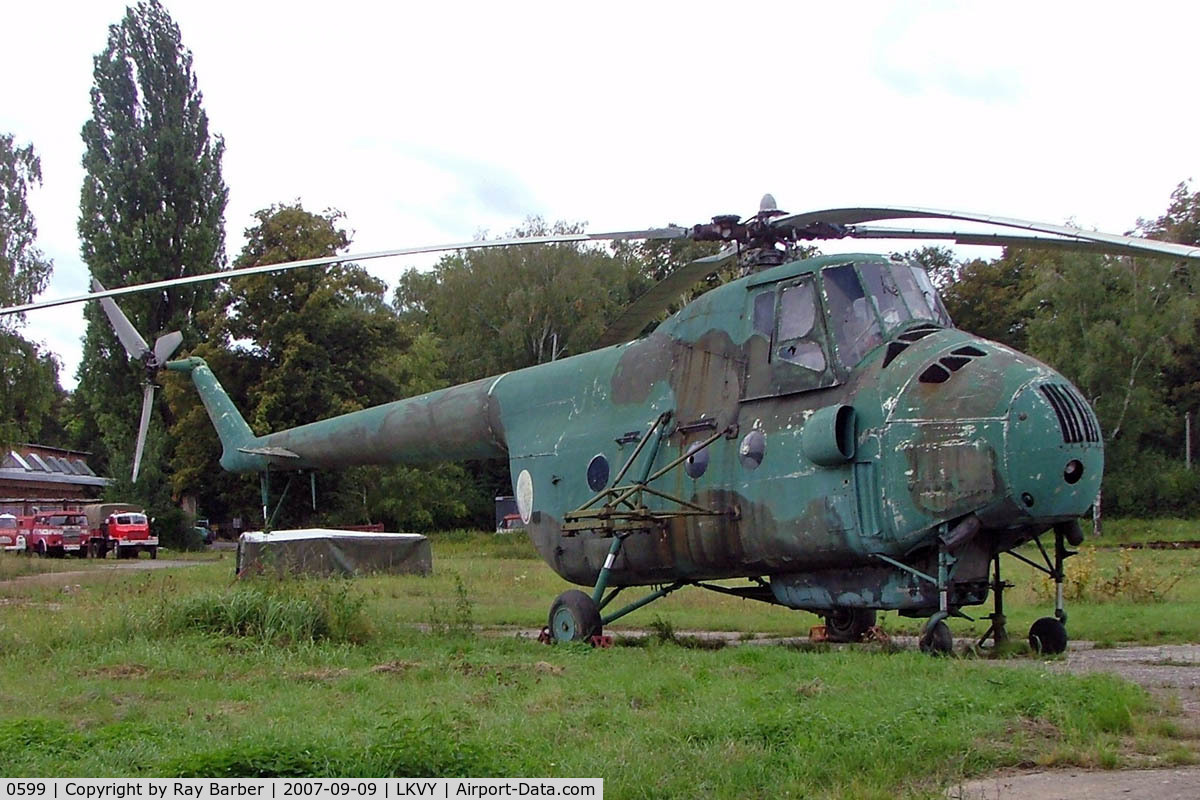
773,207 -> 1200,262
3,227 -> 690,317
841,225 -> 1170,258
594,248 -> 738,348
153,331 -> 184,365
131,383 -> 155,483
92,279 -> 151,360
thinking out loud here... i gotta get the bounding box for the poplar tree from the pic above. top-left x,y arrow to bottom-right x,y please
75,0 -> 226,482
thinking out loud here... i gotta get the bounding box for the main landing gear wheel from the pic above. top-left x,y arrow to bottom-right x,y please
919,619 -> 953,655
548,590 -> 602,643
824,608 -> 877,643
1028,617 -> 1068,655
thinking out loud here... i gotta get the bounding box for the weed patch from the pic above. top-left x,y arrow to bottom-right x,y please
427,572 -> 474,636
154,580 -> 370,645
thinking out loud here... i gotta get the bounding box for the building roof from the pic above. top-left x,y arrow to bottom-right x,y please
0,445 -> 108,490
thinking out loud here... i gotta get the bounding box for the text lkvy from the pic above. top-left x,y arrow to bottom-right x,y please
0,781 -> 603,800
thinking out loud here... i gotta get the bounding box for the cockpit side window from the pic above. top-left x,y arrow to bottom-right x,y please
858,262 -> 911,333
822,264 -> 883,367
908,265 -> 953,325
775,279 -> 827,373
752,290 -> 775,337
889,264 -> 937,322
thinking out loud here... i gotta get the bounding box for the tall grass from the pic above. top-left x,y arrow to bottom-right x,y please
153,579 -> 370,645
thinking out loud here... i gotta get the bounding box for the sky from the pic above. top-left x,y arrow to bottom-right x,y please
2,0 -> 1198,388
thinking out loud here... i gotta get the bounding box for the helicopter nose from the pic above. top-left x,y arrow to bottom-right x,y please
1005,379 -> 1104,518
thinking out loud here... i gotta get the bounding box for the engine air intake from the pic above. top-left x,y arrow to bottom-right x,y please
1039,383 -> 1100,444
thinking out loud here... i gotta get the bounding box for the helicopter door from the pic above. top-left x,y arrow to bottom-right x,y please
742,276 -> 839,399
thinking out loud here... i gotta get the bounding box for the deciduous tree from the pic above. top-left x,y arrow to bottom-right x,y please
0,134 -> 60,446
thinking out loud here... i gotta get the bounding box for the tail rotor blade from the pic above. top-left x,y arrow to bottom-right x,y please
154,331 -> 184,364
92,279 -> 150,361
131,384 -> 155,483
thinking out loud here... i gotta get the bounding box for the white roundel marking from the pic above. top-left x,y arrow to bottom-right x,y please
516,469 -> 534,524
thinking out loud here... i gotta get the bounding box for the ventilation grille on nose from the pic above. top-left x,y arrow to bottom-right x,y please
1039,383 -> 1100,444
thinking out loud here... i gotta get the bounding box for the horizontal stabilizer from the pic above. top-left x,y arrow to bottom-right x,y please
238,446 -> 301,459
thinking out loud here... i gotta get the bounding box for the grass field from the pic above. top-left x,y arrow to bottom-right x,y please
0,522 -> 1197,796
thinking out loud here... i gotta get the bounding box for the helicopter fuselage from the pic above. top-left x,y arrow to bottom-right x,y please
172,252 -> 1102,618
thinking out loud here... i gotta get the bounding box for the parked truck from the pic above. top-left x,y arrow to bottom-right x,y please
0,514 -> 25,553
23,511 -> 88,557
82,504 -> 157,559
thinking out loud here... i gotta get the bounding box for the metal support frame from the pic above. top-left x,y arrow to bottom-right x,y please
1004,529 -> 1074,623
259,470 -> 295,534
601,582 -> 686,626
563,411 -> 734,534
872,525 -> 969,636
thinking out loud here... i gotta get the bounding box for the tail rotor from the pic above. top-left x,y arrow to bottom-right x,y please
92,279 -> 184,482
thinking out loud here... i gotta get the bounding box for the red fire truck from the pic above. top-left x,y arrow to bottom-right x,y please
23,511 -> 88,557
82,504 -> 157,559
0,513 -> 24,553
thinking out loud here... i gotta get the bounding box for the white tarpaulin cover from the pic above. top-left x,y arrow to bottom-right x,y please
236,529 -> 432,578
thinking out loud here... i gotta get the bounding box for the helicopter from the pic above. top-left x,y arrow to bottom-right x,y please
8,196 -> 1200,655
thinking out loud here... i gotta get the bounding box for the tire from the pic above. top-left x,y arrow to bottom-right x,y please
919,619 -> 953,655
1029,617 -> 1068,655
547,590 -> 602,643
35,541 -> 46,558
149,547 -> 157,560
824,608 -> 877,643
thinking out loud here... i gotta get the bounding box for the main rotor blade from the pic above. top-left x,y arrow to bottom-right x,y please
774,206 -> 1200,262
92,279 -> 151,360
153,331 -> 184,365
841,225 -> 1170,258
3,227 -> 690,316
594,248 -> 738,348
131,383 -> 155,483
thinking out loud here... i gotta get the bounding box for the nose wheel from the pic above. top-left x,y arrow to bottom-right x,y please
1029,616 -> 1068,655
991,521 -> 1078,655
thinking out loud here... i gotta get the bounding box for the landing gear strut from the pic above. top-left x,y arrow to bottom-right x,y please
977,554 -> 1011,649
1003,521 -> 1078,655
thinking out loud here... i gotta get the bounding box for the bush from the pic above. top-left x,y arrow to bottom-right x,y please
155,506 -> 204,551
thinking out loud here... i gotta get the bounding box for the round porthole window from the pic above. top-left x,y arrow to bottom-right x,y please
739,430 -> 766,470
685,442 -> 709,478
586,454 -> 610,491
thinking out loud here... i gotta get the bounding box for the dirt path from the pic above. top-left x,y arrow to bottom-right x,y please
952,642 -> 1200,799
0,558 -> 206,589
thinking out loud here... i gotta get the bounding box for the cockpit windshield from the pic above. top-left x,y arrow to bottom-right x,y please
0,516 -> 15,529
821,261 -> 953,366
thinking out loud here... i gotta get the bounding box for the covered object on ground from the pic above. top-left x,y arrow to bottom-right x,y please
237,529 -> 432,578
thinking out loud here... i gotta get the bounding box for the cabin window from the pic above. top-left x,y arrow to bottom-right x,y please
775,279 -> 828,373
823,264 -> 883,366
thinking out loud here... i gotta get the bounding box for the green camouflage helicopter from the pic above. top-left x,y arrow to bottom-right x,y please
11,197 -> 1200,654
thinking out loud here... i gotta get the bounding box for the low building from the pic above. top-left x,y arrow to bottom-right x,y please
0,444 -> 109,514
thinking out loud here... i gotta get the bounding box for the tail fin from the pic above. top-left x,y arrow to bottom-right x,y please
166,357 -> 262,472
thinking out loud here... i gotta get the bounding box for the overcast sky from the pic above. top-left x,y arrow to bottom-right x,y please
3,0 -> 1198,388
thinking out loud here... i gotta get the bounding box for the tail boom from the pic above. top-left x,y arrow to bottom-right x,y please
167,358 -> 508,473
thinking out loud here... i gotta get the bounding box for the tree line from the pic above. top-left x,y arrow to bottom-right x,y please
2,0 -> 1198,541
